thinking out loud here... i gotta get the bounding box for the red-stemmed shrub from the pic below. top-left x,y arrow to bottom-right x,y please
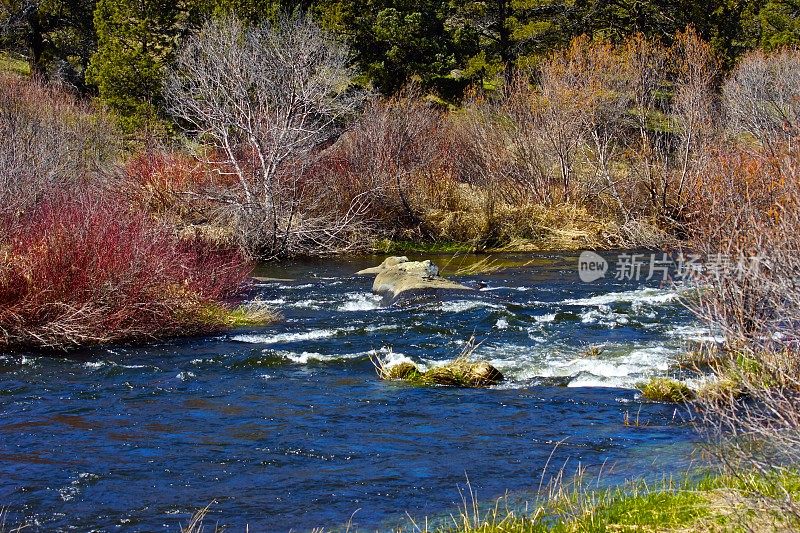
0,189 -> 251,349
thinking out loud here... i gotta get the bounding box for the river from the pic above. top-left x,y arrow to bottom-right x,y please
0,252 -> 708,531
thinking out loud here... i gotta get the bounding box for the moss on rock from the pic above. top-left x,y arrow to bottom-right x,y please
375,357 -> 503,388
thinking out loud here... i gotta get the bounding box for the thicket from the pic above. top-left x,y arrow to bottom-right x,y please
0,75 -> 256,350
137,20 -> 787,258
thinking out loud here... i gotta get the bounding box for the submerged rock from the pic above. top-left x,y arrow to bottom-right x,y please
357,256 -> 471,301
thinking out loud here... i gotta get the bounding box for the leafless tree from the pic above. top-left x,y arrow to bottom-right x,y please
669,29 -> 718,218
165,15 -> 367,258
723,48 -> 800,152
535,39 -> 596,203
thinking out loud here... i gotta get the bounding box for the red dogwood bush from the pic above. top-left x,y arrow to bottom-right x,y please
0,190 -> 251,349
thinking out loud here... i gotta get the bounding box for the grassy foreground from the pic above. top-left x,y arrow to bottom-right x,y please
175,470 -> 800,531
432,470 -> 800,533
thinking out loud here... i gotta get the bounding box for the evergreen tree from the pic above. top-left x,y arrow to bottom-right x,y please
317,0 -> 459,93
86,0 -> 198,129
759,0 -> 800,49
446,0 -> 574,84
1,0 -> 97,85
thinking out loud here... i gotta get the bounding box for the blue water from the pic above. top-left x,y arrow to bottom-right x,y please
0,253 -> 705,531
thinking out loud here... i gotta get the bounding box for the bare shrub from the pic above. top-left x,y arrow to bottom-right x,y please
165,16 -> 368,259
689,139 -> 800,521
621,30 -> 718,227
536,36 -> 620,204
0,74 -> 118,217
723,48 -> 800,150
325,91 -> 445,231
668,29 -> 718,220
448,36 -> 681,246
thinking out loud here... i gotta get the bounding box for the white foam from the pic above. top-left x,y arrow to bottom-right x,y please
474,341 -> 680,389
567,374 -> 632,388
535,313 -> 556,323
580,306 -> 630,327
279,348 -> 371,364
364,324 -> 398,332
283,351 -> 333,364
667,325 -> 725,343
379,349 -> 418,369
288,299 -> 323,309
337,293 -> 382,312
259,297 -> 287,305
479,286 -> 530,292
495,318 -> 509,330
563,288 -> 679,307
438,300 -> 504,313
232,329 -> 338,344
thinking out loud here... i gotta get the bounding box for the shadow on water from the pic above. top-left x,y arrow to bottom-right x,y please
0,252 -> 705,530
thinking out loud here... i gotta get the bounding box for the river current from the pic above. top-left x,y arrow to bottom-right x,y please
0,253 -> 708,531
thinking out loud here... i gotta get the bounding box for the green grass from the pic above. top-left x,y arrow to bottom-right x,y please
436,469 -> 800,532
175,470 -> 800,531
637,377 -> 695,403
0,52 -> 30,77
373,239 -> 476,254
198,299 -> 279,328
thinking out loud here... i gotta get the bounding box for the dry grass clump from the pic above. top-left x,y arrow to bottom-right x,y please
180,502 -> 221,533
372,337 -> 504,388
419,199 -> 628,252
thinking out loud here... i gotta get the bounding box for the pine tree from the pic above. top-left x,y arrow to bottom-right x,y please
759,0 -> 800,49
1,0 -> 97,85
86,0 -> 197,129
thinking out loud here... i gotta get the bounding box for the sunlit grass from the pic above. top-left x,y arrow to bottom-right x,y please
198,299 -> 280,328
435,469 -> 800,532
637,377 -> 695,403
0,52 -> 30,77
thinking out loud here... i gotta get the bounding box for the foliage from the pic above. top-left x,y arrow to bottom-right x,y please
0,0 -> 798,106
0,0 -> 97,84
86,0 -> 200,130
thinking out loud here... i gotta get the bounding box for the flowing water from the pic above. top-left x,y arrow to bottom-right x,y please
0,253 -> 710,531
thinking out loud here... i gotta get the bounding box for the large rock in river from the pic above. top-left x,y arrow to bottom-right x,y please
356,256 -> 471,301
